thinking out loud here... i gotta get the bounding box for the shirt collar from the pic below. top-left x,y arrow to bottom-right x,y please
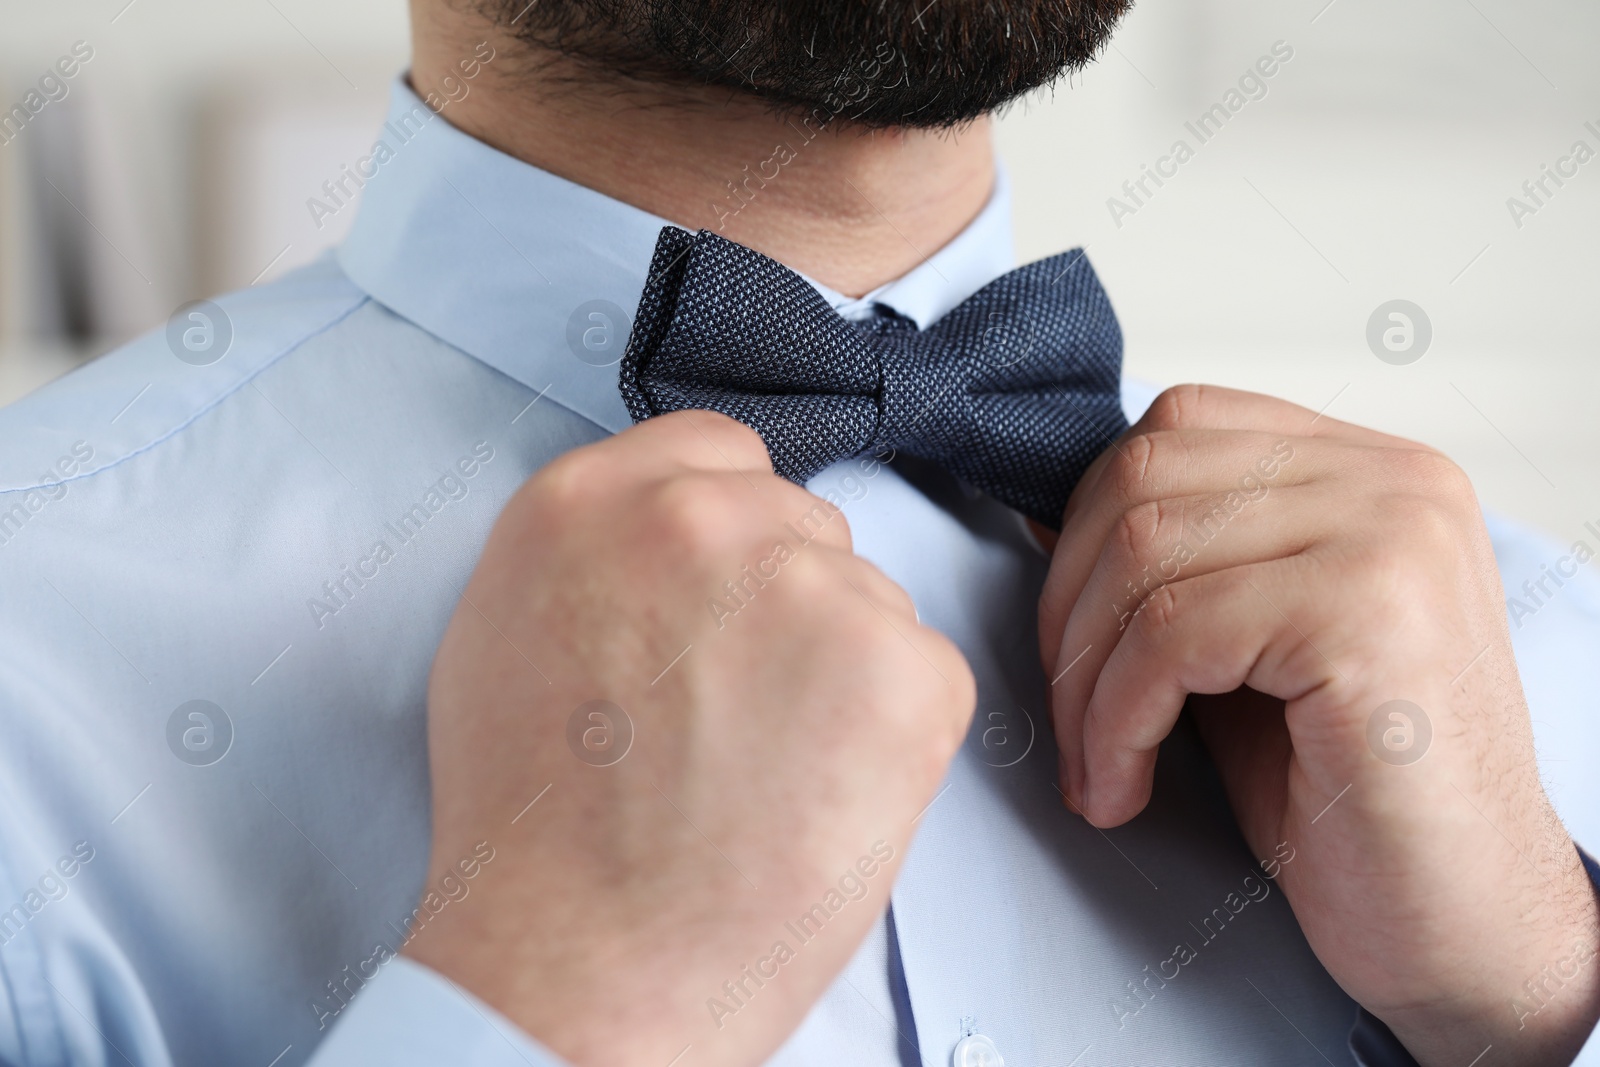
338,79 -> 1016,434
804,172 -> 1015,329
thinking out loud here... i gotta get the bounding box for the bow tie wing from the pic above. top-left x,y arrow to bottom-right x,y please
908,250 -> 1129,526
620,229 -> 882,483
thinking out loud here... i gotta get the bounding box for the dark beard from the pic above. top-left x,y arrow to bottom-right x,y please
480,0 -> 1133,129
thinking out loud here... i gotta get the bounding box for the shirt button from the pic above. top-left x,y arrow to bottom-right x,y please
952,1033 -> 1005,1067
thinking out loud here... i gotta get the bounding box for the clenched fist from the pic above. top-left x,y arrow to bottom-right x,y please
408,411 -> 975,1067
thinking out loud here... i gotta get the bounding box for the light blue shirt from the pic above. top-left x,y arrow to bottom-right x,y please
2,79 -> 1598,1067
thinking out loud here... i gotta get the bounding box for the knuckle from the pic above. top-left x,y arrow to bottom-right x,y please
1145,383 -> 1208,431
1405,497 -> 1464,555
1107,432 -> 1162,502
926,641 -> 978,752
878,631 -> 975,750
825,503 -> 853,548
530,447 -> 608,510
1112,499 -> 1168,569
854,560 -> 915,615
1130,580 -> 1183,640
682,410 -> 772,470
786,495 -> 850,547
647,475 -> 744,555
1107,428 -> 1184,505
943,641 -> 979,721
1405,448 -> 1474,501
1370,487 -> 1464,558
773,549 -> 841,604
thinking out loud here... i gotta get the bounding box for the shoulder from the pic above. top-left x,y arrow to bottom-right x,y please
0,255 -> 369,497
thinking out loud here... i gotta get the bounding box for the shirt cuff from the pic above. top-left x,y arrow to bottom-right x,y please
1349,1007 -> 1420,1067
1574,847 -> 1600,1065
304,956 -> 569,1067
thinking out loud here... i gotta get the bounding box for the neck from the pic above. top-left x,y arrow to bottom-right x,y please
411,22 -> 996,298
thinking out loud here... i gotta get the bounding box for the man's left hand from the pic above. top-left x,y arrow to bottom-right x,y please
1038,384 -> 1600,1066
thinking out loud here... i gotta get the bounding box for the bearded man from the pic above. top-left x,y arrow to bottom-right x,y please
0,2 -> 1595,1066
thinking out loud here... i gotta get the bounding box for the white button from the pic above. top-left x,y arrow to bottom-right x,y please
953,1033 -> 1005,1067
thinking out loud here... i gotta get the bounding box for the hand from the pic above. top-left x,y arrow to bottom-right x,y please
1038,385 -> 1600,1066
408,411 -> 975,1067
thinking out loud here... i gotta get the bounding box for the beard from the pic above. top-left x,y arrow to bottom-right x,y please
482,0 -> 1134,129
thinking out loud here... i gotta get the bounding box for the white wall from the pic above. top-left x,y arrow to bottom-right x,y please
1001,0 -> 1599,541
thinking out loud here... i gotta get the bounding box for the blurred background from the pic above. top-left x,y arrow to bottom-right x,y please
0,0 -> 1596,542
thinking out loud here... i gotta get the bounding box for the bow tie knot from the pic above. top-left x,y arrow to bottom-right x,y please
618,227 -> 1127,528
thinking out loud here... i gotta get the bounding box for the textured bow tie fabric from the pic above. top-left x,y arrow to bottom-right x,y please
618,227 -> 1128,528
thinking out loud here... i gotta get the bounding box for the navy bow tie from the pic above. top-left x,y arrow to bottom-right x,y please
618,227 -> 1128,528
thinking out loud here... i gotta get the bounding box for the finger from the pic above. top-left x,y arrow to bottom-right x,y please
757,480 -> 856,553
609,409 -> 777,476
704,470 -> 859,555
831,550 -> 921,625
835,554 -> 972,689
1040,430 -> 1440,666
1049,484 -> 1327,800
619,470 -> 855,599
744,544 -> 919,630
1059,385 -> 1425,529
1076,559 -> 1345,827
1064,428 -> 1319,542
1130,384 -> 1419,450
1041,429 -> 1310,660
811,550 -> 976,734
627,414 -> 860,552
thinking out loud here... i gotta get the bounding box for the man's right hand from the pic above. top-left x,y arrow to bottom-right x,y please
406,411 -> 975,1067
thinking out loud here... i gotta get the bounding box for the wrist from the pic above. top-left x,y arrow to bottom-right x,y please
403,889 -> 706,1067
1383,842 -> 1600,1067
401,860 -> 823,1067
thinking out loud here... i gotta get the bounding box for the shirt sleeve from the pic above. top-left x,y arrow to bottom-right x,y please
1348,1007 -> 1418,1067
1574,849 -> 1600,1065
304,956 -> 569,1067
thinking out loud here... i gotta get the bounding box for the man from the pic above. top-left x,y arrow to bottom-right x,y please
0,1 -> 1595,1066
